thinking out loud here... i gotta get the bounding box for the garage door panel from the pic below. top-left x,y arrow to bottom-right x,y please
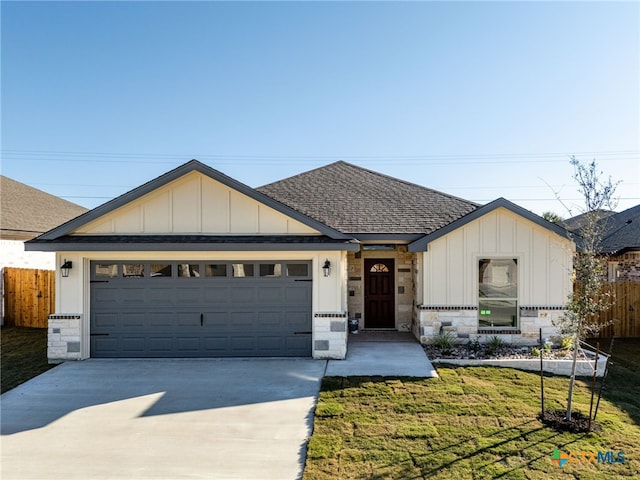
177,337 -> 201,352
121,337 -> 146,352
121,313 -> 146,327
90,261 -> 311,357
285,286 -> 311,304
205,312 -> 229,327
119,288 -> 147,304
175,287 -> 203,304
203,287 -> 231,302
258,287 -> 284,303
148,337 -> 173,353
93,313 -> 118,328
149,313 -> 174,327
92,288 -> 118,305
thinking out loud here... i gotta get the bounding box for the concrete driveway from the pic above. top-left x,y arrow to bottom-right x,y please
1,359 -> 326,480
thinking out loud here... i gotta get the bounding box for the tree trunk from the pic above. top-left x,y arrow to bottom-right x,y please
565,332 -> 580,421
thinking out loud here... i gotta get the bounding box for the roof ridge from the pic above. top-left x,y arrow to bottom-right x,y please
258,160 -> 346,189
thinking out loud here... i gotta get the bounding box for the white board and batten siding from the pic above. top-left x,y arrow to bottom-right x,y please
73,171 -> 319,236
421,207 -> 574,307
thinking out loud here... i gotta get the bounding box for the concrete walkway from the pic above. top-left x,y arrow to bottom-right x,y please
326,341 -> 438,377
1,359 -> 326,480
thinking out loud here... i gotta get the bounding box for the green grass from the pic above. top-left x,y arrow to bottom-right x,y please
1,326 -> 55,393
304,339 -> 640,479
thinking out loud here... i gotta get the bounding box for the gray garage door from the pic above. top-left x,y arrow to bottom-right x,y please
90,261 -> 312,357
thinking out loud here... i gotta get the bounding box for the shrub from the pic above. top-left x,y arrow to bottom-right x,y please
485,335 -> 506,356
432,330 -> 456,353
531,347 -> 541,357
561,336 -> 574,351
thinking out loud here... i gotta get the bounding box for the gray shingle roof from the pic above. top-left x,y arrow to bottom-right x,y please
598,204 -> 640,254
0,176 -> 88,239
257,161 -> 479,235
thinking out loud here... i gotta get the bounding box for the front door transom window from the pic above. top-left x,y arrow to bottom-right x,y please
369,263 -> 390,273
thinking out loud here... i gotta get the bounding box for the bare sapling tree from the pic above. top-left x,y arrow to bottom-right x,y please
554,157 -> 619,423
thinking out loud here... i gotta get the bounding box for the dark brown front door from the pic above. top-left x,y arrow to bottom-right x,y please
364,258 -> 395,329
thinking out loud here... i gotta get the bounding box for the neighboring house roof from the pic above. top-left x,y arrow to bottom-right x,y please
561,209 -> 616,232
598,204 -> 640,255
257,161 -> 479,238
408,197 -> 572,252
0,175 -> 88,240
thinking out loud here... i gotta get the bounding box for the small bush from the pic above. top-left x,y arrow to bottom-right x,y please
561,336 -> 574,351
531,347 -> 541,357
485,335 -> 505,356
432,331 -> 456,352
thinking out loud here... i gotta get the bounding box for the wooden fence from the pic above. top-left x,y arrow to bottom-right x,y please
588,282 -> 640,338
2,268 -> 55,328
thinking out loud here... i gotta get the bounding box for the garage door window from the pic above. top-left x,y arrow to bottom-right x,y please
232,263 -> 254,277
205,264 -> 228,277
123,264 -> 145,278
287,263 -> 309,277
260,263 -> 282,277
151,264 -> 172,277
95,264 -> 118,278
178,264 -> 200,277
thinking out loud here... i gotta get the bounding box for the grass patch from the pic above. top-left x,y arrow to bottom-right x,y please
304,339 -> 640,479
1,326 -> 55,393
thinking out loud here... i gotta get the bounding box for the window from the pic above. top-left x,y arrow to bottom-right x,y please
95,263 -> 118,278
369,263 -> 390,273
205,264 -> 228,277
178,264 -> 200,277
232,263 -> 254,277
287,263 -> 309,277
478,258 -> 518,328
122,264 -> 145,278
150,264 -> 172,277
259,263 -> 282,277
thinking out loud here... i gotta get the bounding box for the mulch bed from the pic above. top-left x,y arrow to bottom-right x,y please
538,409 -> 601,433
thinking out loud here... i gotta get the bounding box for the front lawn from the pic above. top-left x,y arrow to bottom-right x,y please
304,339 -> 640,479
1,326 -> 55,394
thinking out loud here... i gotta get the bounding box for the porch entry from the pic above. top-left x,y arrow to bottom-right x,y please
364,258 -> 395,329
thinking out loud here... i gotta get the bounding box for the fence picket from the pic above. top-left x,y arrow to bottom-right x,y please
2,268 -> 55,328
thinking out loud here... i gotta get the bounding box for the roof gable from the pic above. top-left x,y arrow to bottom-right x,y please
409,197 -> 572,251
0,175 -> 88,239
257,161 -> 479,236
34,160 -> 350,241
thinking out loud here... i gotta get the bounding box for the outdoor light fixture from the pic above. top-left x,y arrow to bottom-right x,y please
60,260 -> 73,278
322,259 -> 331,277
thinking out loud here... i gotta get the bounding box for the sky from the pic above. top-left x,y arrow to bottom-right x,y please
2,1 -> 639,218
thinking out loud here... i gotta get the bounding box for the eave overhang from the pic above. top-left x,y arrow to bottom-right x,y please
25,235 -> 361,252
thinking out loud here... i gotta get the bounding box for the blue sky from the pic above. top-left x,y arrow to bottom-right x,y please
2,1 -> 638,217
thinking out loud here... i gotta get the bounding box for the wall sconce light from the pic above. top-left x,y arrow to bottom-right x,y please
60,260 -> 73,278
322,259 -> 331,277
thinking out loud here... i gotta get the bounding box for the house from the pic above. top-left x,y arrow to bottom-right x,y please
0,175 -> 88,270
597,205 -> 640,281
26,160 -> 574,362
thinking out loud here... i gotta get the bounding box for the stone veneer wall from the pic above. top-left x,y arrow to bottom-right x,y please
48,314 -> 82,363
346,247 -> 415,331
416,306 -> 564,345
313,313 -> 347,359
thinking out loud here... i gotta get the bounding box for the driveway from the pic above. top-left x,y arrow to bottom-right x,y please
1,359 -> 326,480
